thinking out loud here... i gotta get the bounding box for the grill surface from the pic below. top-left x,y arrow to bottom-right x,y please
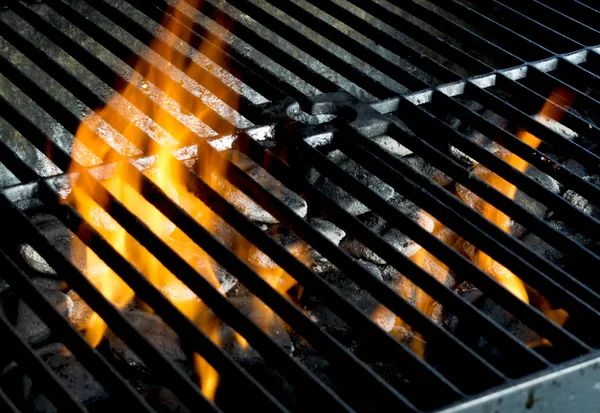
1,0 -> 600,412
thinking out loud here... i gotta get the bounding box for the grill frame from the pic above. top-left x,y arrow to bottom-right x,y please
1,0 -> 600,412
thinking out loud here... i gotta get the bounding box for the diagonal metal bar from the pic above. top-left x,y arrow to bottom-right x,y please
0,287 -> 90,413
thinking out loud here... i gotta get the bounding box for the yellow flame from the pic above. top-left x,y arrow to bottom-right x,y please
383,220 -> 451,358
474,87 -> 575,304
246,242 -> 308,340
194,303 -> 222,400
68,0 -> 239,399
376,85 -> 575,353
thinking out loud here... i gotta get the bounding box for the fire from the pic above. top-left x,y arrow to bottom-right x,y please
473,87 -> 575,305
67,0 -> 243,399
375,88 -> 574,355
64,0 -> 576,385
471,129 -> 541,303
249,241 -> 308,337
194,303 -> 222,400
381,219 -> 453,357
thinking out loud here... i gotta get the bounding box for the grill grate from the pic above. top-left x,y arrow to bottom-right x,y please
1,0 -> 600,412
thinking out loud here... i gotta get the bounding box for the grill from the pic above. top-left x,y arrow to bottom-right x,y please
1,0 -> 600,412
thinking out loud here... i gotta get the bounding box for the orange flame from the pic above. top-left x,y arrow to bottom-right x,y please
247,242 -> 308,341
380,219 -> 452,358
194,303 -> 222,400
474,87 -> 575,304
66,0 -> 577,388
374,89 -> 574,355
68,0 -> 239,400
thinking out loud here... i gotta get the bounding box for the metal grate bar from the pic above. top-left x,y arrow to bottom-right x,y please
0,386 -> 20,413
212,140 -> 508,389
490,0 -> 591,49
462,82 -> 600,173
295,0 -> 462,83
543,0 -> 600,29
386,0 -> 524,66
0,31 -> 455,413
388,46 -> 595,109
438,86 -> 600,206
96,0 -> 598,101
234,134 -> 551,374
429,92 -> 600,291
7,154 -> 343,412
429,0 -> 581,55
54,205 -> 344,411
0,124 -> 462,408
576,0 -> 600,13
496,74 -> 600,155
0,5 -> 232,148
429,89 -> 600,242
7,0 -> 472,394
575,0 -> 600,12
25,0 -> 250,134
389,102 -> 600,328
0,34 -> 592,396
289,126 -> 594,348
317,68 -> 600,322
239,0 -> 431,91
3,3 -> 250,160
0,96 -> 428,411
0,197 -> 224,413
128,0 -> 354,99
6,0 -> 600,108
47,194 -> 343,412
115,0 -> 294,106
0,209 -> 218,413
455,68 -> 600,205
497,0 -> 600,46
69,0 -> 275,114
0,14 -> 450,408
155,149 -> 464,406
0,104 -> 229,410
346,0 -> 493,75
426,90 -> 600,261
557,52 -> 600,104
490,77 -> 600,203
234,0 -> 429,93
60,172 -> 354,412
0,69 -> 373,412
529,66 -> 600,139
0,288 -> 90,413
1,0 -> 600,412
51,0 -> 600,107
127,0 -> 333,102
302,108 -> 598,341
0,227 -> 155,412
0,36 -> 502,406
0,14 -> 458,410
337,112 -> 600,316
540,56 -> 600,141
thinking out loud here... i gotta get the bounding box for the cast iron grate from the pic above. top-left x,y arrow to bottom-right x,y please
1,0 -> 600,412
